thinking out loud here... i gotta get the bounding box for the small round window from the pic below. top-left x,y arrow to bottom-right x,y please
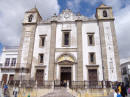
103,10 -> 107,17
28,14 -> 33,22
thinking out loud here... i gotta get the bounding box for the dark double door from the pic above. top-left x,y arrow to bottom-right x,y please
60,67 -> 71,87
36,69 -> 44,86
88,69 -> 98,88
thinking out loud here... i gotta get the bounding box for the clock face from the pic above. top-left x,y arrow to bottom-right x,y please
64,13 -> 69,18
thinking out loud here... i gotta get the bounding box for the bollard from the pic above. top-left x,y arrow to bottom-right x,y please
103,81 -> 106,88
19,81 -> 22,88
67,81 -> 69,89
52,81 -> 54,89
35,80 -> 37,88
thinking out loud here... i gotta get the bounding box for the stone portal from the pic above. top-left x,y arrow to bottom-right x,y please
60,67 -> 71,86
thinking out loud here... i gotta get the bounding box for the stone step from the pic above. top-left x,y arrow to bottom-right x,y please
41,88 -> 75,97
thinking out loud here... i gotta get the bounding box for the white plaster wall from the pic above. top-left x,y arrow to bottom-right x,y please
128,64 -> 130,70
103,22 -> 117,81
31,24 -> 51,80
82,22 -> 103,81
56,23 -> 77,48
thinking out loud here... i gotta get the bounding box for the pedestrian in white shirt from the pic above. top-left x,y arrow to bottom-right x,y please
114,88 -> 118,97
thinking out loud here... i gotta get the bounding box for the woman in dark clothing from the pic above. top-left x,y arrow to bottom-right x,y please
121,83 -> 127,97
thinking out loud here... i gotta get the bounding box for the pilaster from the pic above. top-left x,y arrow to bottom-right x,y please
110,20 -> 122,81
98,21 -> 108,81
48,21 -> 57,81
76,20 -> 83,81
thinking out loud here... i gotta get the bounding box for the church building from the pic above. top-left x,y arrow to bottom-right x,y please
1,4 -> 122,84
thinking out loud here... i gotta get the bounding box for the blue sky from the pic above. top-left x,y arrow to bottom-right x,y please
58,0 -> 128,17
58,0 -> 102,17
0,0 -> 130,58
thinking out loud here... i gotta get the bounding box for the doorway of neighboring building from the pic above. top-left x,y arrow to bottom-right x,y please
9,75 -> 14,85
88,69 -> 98,88
2,74 -> 8,84
60,67 -> 71,87
36,69 -> 44,86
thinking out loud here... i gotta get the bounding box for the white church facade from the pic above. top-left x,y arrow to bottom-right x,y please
0,4 -> 121,84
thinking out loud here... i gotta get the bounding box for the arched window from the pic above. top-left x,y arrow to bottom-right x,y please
28,14 -> 33,22
103,10 -> 107,17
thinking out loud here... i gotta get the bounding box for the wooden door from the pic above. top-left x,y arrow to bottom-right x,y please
36,69 -> 44,86
88,69 -> 98,88
2,74 -> 8,84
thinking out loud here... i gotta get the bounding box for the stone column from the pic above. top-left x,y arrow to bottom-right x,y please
110,20 -> 122,82
48,21 -> 57,81
98,21 -> 108,81
76,20 -> 83,81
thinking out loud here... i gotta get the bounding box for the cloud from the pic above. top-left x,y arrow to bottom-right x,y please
0,0 -> 60,46
67,0 -> 81,12
115,5 -> 130,58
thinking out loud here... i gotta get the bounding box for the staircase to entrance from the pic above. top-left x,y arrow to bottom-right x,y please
41,88 -> 75,97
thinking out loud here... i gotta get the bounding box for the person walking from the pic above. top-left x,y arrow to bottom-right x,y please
117,83 -> 121,94
114,88 -> 118,97
127,86 -> 130,97
117,90 -> 121,97
0,83 -> 2,97
3,84 -> 10,97
13,87 -> 18,97
121,82 -> 127,97
114,88 -> 122,97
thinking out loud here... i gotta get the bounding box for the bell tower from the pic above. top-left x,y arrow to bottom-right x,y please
15,8 -> 42,80
23,8 -> 42,24
96,4 -> 122,81
96,4 -> 114,20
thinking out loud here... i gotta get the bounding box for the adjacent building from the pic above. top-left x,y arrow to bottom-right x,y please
0,4 -> 122,84
0,47 -> 18,84
120,58 -> 130,85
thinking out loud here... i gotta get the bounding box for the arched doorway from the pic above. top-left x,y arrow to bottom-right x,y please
56,54 -> 76,86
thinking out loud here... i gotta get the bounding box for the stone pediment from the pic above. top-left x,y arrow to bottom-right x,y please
43,9 -> 88,23
97,4 -> 112,9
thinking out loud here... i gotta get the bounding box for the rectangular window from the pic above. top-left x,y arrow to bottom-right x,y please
11,58 -> 16,66
122,67 -> 127,75
39,54 -> 44,64
5,58 -> 10,66
89,52 -> 96,64
39,35 -> 46,47
63,32 -> 70,46
87,33 -> 95,46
